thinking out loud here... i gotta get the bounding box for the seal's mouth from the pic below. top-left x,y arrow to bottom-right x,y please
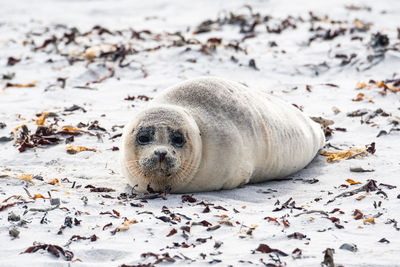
140,160 -> 178,179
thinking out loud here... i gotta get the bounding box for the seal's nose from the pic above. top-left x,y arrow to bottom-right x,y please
154,150 -> 167,162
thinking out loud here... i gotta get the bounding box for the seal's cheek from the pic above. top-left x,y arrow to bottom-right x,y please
179,142 -> 194,161
167,155 -> 181,174
139,155 -> 158,172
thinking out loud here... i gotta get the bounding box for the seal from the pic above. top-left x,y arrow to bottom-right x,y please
120,77 -> 325,193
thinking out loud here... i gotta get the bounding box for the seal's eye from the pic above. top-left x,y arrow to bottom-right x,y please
136,126 -> 155,145
137,135 -> 151,144
172,136 -> 184,145
169,130 -> 185,148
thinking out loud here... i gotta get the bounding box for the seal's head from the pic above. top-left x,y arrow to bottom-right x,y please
120,105 -> 202,193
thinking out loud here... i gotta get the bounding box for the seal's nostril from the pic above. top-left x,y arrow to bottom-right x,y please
155,151 -> 167,162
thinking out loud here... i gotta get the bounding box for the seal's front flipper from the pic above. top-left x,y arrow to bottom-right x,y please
222,162 -> 253,190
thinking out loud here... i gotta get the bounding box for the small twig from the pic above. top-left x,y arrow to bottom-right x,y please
73,86 -> 98,90
350,166 -> 374,173
29,204 -> 60,212
23,187 -> 32,198
294,210 -> 329,217
328,180 -> 378,204
347,151 -> 368,160
133,193 -> 164,200
325,143 -> 342,150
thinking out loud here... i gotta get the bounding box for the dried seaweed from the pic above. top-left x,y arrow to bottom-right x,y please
287,232 -> 307,240
181,195 -> 197,203
321,248 -> 334,267
328,179 -> 379,203
24,243 -> 74,261
273,197 -> 302,212
254,244 -> 288,256
7,57 -> 21,66
0,202 -> 18,211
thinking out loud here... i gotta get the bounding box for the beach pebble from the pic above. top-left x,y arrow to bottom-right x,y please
50,198 -> 60,206
350,166 -> 375,172
9,227 -> 20,238
8,212 -> 20,222
339,243 -> 358,252
332,106 -> 341,115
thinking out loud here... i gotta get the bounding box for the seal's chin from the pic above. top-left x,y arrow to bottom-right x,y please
153,167 -> 175,178
138,165 -> 179,192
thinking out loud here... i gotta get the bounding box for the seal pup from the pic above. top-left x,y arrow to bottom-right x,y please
120,77 -> 325,193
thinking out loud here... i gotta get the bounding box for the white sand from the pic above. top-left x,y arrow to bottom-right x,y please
1,0 -> 399,266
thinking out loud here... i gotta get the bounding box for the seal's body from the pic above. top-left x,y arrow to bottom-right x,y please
121,77 -> 324,193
